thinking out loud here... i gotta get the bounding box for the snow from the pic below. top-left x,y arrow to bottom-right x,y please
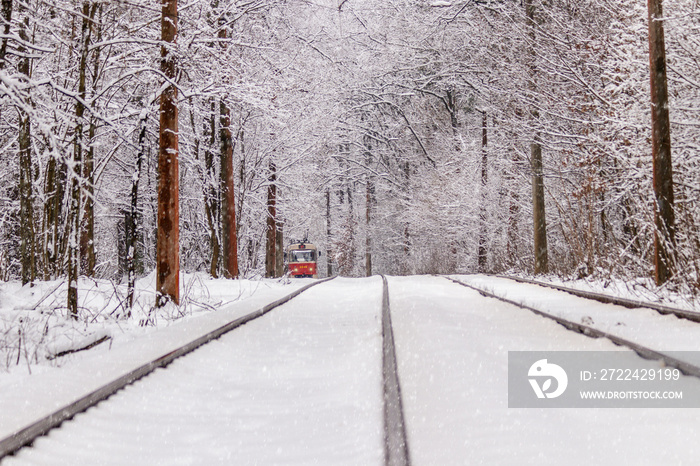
3,275 -> 700,465
506,273 -> 699,311
389,275 -> 700,465
3,277 -> 383,466
454,275 -> 700,358
0,275 -> 313,444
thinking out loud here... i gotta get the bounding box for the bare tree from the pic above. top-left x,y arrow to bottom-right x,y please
647,0 -> 675,285
220,100 -> 239,279
68,1 -> 98,318
525,0 -> 548,275
265,161 -> 277,278
477,111 -> 488,273
156,0 -> 180,306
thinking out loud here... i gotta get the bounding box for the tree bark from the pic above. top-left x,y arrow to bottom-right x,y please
18,109 -> 33,285
477,111 -> 488,273
364,141 -> 373,277
275,223 -> 284,277
126,113 -> 148,312
265,161 -> 277,278
204,100 -> 220,277
80,3 -> 102,278
156,0 -> 180,306
17,11 -> 34,285
531,141 -> 548,274
0,0 -> 12,69
220,100 -> 238,278
525,0 -> 548,275
68,2 -> 96,318
647,0 -> 675,285
326,189 -> 333,276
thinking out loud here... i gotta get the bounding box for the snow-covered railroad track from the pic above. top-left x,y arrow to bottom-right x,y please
446,275 -> 700,379
0,277 -> 333,462
496,274 -> 700,323
380,276 -> 411,466
2,276 -> 410,466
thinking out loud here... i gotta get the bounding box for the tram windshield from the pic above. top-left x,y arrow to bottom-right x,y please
290,249 -> 315,262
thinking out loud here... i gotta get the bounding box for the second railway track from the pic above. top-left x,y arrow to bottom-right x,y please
495,274 -> 700,323
446,275 -> 700,380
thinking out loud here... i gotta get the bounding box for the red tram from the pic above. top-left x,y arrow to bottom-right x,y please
286,242 -> 319,278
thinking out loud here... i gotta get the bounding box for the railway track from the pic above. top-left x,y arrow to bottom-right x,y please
495,274 -> 700,323
6,273 -> 699,464
380,275 -> 411,466
446,275 -> 700,379
0,278 -> 334,461
0,276 -> 411,466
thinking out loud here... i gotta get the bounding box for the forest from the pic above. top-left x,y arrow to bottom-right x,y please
0,0 -> 697,311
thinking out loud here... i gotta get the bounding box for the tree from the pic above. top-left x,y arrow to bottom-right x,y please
68,1 -> 98,318
647,0 -> 675,285
220,100 -> 239,279
156,0 -> 180,306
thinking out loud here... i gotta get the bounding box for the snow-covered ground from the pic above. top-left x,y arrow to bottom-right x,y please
0,273 -> 307,376
502,272 -> 699,311
454,274 -> 700,357
390,275 -> 700,465
2,277 -> 384,466
3,275 -> 700,465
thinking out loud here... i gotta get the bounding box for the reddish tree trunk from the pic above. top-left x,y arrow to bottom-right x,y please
156,0 -> 179,306
220,101 -> 239,278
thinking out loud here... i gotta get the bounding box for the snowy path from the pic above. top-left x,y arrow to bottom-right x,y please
388,275 -> 700,465
3,277 -> 384,466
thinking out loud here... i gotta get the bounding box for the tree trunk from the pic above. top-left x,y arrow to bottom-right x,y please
18,110 -> 34,285
531,141 -> 548,274
0,0 -> 12,69
80,3 -> 101,278
220,100 -> 238,278
525,0 -> 548,275
647,0 -> 675,285
506,144 -> 520,269
126,113 -> 148,312
17,12 -> 34,285
156,0 -> 180,306
477,111 -> 488,273
43,154 -> 63,279
326,189 -> 333,276
275,223 -> 284,277
265,161 -> 277,278
68,2 -> 96,318
204,100 -> 220,277
365,144 -> 373,277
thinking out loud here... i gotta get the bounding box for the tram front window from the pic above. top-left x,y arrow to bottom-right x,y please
291,250 -> 315,262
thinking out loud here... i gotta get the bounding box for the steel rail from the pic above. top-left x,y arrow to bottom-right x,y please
445,276 -> 700,379
381,275 -> 411,466
495,274 -> 700,323
0,277 -> 335,460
